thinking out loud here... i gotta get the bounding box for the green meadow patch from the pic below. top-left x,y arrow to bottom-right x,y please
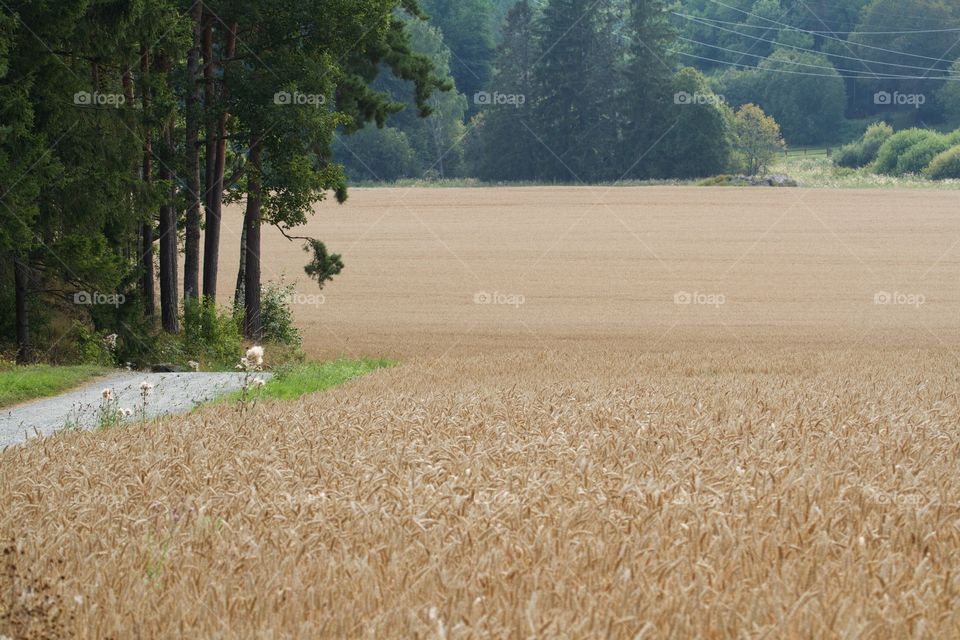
0,364 -> 106,408
219,358 -> 395,405
258,358 -> 394,400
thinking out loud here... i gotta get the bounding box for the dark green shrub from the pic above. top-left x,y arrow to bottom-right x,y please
894,135 -> 951,175
873,129 -> 942,175
834,142 -> 864,168
858,122 -> 894,165
181,298 -> 244,370
698,174 -> 736,186
924,144 -> 960,180
73,322 -> 116,366
834,122 -> 893,169
260,281 -> 303,348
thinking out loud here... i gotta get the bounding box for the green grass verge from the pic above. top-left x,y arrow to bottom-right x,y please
259,358 -> 394,400
0,364 -> 107,408
220,358 -> 395,405
770,155 -> 960,189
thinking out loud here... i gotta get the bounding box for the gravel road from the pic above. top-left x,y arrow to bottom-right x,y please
0,371 -> 271,448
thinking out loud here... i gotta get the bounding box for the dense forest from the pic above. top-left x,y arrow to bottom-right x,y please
1,0 -> 959,365
0,0 -> 446,365
339,0 -> 960,181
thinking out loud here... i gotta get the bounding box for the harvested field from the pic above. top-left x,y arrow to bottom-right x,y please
213,186 -> 960,358
3,187 -> 960,638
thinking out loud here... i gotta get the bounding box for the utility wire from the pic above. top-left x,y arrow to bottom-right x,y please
699,0 -> 960,64
671,49 -> 960,81
675,13 -> 960,36
675,35 -> 960,79
673,13 -> 956,74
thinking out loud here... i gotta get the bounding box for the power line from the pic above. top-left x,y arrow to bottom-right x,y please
700,0 -> 960,64
675,36 -> 960,80
670,49 -> 960,81
673,13 -> 955,74
675,13 -> 960,36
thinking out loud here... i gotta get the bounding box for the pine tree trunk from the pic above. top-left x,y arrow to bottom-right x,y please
183,1 -> 203,302
234,223 -> 246,310
201,18 -> 217,300
141,218 -> 155,317
140,44 -> 155,318
156,53 -> 178,333
242,141 -> 262,340
14,255 -> 30,364
201,21 -> 237,302
158,139 -> 178,332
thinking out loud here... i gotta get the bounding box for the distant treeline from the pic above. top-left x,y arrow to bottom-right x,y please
337,0 -> 960,181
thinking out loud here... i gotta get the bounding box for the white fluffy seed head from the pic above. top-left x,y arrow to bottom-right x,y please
246,345 -> 265,366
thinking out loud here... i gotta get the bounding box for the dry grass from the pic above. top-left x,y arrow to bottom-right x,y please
3,187 -> 960,638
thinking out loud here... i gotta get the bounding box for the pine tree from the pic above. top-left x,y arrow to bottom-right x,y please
183,0 -> 203,302
619,0 -> 676,179
532,0 -> 619,182
0,0 -> 177,355
225,0 -> 447,338
200,2 -> 236,303
0,12 -> 42,362
0,0 -> 448,353
419,0 -> 496,112
475,0 -> 540,182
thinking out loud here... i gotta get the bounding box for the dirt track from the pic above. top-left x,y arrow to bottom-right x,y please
0,372 -> 271,448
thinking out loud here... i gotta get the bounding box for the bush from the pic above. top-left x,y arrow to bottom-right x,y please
894,135 -> 951,175
260,280 -> 302,348
873,129 -> 942,175
180,299 -> 244,370
859,122 -> 894,165
834,142 -> 864,168
924,144 -> 960,179
698,174 -> 736,186
835,122 -> 894,169
73,322 -> 117,366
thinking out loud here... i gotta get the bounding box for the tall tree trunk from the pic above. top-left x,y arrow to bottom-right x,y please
242,140 -> 262,340
183,1 -> 203,302
140,44 -> 155,317
156,52 -> 179,334
158,127 -> 178,333
14,256 -> 30,364
201,21 -> 237,302
201,20 -> 216,299
234,224 -> 246,310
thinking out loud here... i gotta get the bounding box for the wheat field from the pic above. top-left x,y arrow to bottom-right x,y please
3,187 -> 960,638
